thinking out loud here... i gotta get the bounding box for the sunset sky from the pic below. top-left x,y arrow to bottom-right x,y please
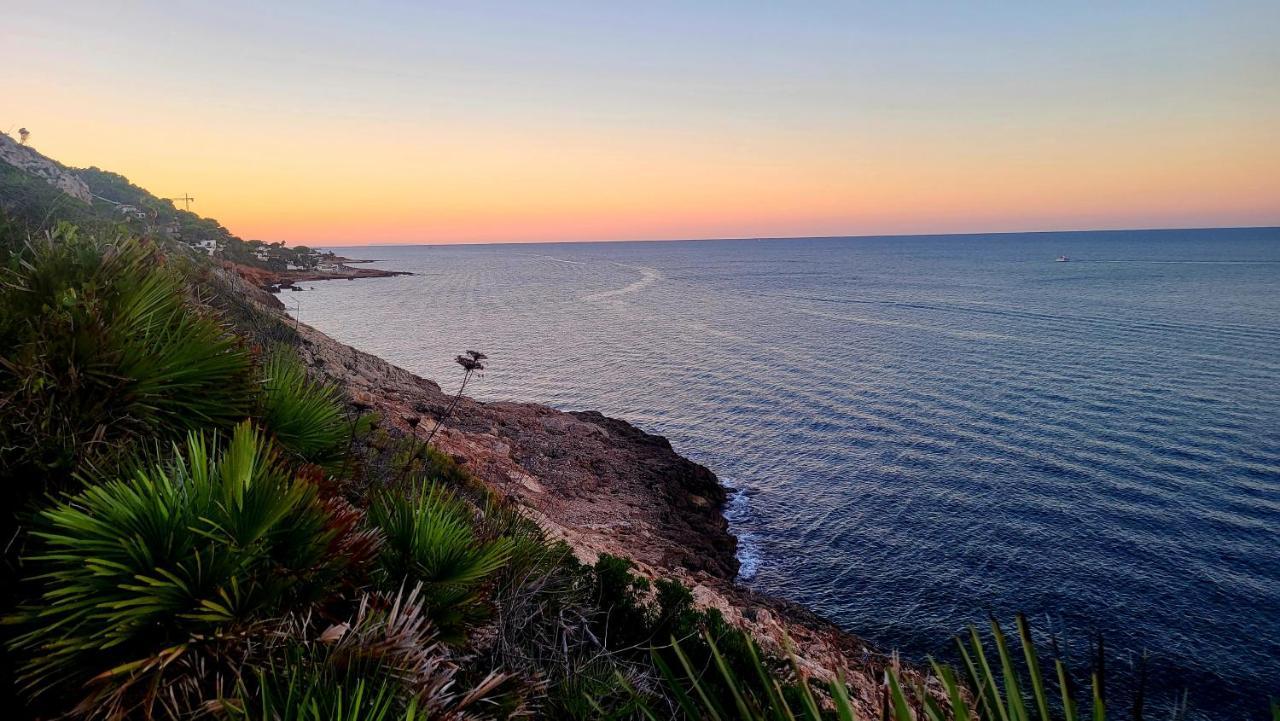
3,1 -> 1278,245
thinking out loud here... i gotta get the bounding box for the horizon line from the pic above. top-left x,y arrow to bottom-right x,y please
309,223 -> 1280,250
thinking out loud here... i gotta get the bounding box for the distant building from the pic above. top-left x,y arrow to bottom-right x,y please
115,204 -> 148,220
191,239 -> 219,256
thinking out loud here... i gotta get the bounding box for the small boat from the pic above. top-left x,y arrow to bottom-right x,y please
1055,255 -> 1070,262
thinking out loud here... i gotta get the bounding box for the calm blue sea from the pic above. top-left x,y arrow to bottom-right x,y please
294,228 -> 1280,719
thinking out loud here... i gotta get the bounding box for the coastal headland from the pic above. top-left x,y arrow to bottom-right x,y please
222,258 -> 412,292
229,267 -> 934,714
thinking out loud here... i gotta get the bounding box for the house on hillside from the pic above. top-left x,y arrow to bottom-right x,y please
115,204 -> 148,220
190,239 -> 219,256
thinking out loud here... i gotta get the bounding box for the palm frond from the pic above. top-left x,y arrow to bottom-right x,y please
8,421 -> 344,715
369,481 -> 515,642
0,226 -> 253,495
259,345 -> 350,466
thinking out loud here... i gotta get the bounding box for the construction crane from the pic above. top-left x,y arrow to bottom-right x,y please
168,194 -> 195,211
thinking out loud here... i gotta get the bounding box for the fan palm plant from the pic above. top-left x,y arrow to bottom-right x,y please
8,421 -> 346,717
0,225 -> 254,498
259,345 -> 351,466
368,481 -> 515,642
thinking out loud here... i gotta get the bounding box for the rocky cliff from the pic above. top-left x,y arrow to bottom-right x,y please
0,133 -> 92,204
221,274 -> 937,715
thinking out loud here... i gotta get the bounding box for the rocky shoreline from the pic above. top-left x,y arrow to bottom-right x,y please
229,269 -> 936,716
222,259 -> 411,293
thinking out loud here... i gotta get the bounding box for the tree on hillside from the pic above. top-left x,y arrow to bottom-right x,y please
17,128 -> 29,145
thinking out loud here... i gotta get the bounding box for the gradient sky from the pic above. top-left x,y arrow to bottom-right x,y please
3,1 -> 1278,245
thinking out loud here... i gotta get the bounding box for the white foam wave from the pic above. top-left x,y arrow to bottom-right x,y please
724,488 -> 762,581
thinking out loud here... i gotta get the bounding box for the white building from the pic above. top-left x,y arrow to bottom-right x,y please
115,204 -> 148,220
191,239 -> 219,256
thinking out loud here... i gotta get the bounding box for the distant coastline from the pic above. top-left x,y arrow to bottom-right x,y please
222,257 -> 412,293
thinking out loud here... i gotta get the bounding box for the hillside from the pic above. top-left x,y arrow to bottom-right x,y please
0,133 -> 95,227
0,133 -> 388,282
0,130 -> 238,242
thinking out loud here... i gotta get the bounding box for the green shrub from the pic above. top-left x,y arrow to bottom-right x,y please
260,346 -> 351,465
392,435 -> 476,488
553,660 -> 647,720
0,225 -> 254,498
581,555 -> 791,718
9,422 -> 345,715
369,481 -> 515,642
592,554 -> 653,646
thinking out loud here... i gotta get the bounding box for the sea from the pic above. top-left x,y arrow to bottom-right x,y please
291,228 -> 1280,719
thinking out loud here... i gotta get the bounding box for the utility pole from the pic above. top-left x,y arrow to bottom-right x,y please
168,194 -> 195,211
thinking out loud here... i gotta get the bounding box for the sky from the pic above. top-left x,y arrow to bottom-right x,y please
2,1 -> 1278,245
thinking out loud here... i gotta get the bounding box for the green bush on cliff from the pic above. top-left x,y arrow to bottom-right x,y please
9,422 -> 347,716
638,614 -> 1210,721
260,345 -> 352,465
369,481 -> 516,642
0,221 -> 602,718
0,224 -> 255,498
0,162 -> 97,231
583,554 -> 791,719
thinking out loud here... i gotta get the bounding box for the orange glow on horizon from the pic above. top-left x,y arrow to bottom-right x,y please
15,96 -> 1275,246
4,4 -> 1278,246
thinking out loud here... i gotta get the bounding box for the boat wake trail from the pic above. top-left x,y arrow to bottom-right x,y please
581,265 -> 662,301
528,254 -> 584,265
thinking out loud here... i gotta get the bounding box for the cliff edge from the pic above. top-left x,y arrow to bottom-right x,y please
221,273 -> 933,714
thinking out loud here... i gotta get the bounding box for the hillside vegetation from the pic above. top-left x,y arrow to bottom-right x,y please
0,132 -> 322,272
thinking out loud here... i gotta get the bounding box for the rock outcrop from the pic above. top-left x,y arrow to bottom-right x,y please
221,260 -> 413,292
294,319 -> 740,579
0,133 -> 92,204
